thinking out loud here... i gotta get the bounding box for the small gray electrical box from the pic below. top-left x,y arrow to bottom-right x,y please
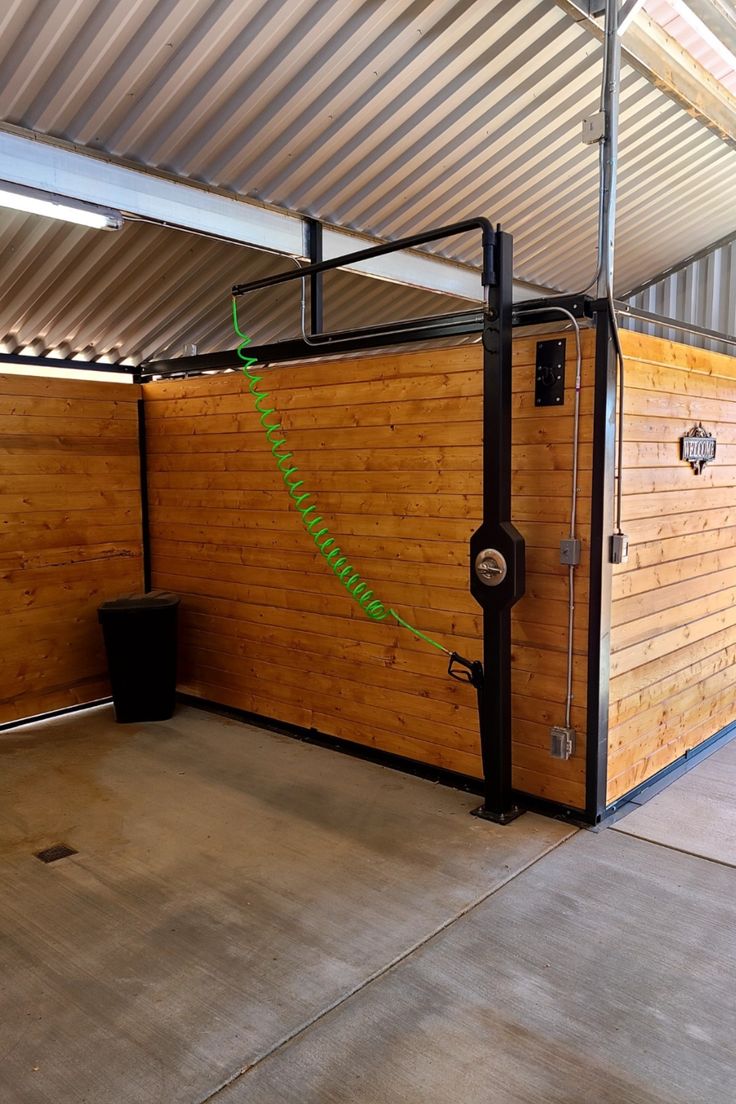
610,532 -> 629,564
560,538 -> 581,566
550,726 -> 576,760
582,112 -> 606,144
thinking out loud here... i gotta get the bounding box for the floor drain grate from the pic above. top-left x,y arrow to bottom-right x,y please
35,844 -> 78,864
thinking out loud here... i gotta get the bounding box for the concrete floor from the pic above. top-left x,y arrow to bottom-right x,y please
0,706 -> 734,1103
612,737 -> 736,867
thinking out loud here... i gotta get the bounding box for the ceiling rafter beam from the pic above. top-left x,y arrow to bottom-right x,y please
556,0 -> 736,150
617,0 -> 647,35
669,0 -> 736,66
0,124 -> 304,255
0,123 -> 548,305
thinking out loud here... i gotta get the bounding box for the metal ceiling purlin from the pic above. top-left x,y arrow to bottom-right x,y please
0,0 -> 735,363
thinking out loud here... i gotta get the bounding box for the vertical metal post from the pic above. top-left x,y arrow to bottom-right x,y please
482,230 -> 513,818
597,0 -> 621,301
470,229 -> 526,824
585,307 -> 617,820
137,397 -> 152,593
307,218 -> 323,335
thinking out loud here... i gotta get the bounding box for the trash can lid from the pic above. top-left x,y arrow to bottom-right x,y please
98,590 -> 180,613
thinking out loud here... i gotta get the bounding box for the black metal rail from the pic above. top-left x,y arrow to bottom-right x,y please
512,295 -> 594,328
232,217 -> 497,297
137,398 -> 152,592
140,309 -> 486,377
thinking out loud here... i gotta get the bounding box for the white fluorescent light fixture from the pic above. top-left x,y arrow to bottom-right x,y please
0,180 -> 123,230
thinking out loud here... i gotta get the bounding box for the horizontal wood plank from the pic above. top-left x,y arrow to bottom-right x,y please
2,375 -> 142,725
0,374 -> 139,403
608,331 -> 736,802
147,335 -> 588,807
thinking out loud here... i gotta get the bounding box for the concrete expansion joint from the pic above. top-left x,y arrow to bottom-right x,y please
610,826 -> 736,871
198,828 -> 579,1104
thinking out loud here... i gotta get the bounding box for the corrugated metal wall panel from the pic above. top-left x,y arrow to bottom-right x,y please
623,237 -> 736,354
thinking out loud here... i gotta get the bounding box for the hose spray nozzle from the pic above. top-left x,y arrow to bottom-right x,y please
447,652 -> 484,689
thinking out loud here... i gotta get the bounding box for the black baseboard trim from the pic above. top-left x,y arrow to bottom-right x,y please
178,692 -> 483,795
0,697 -> 113,733
0,689 -> 595,825
509,791 -> 593,829
178,693 -> 592,824
4,693 -> 726,826
604,718 -> 736,822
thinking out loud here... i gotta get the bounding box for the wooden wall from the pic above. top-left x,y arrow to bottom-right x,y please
1,373 -> 143,724
511,329 -> 594,809
608,331 -> 736,802
143,330 -> 593,808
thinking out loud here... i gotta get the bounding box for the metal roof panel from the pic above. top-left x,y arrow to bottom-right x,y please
0,0 -> 734,360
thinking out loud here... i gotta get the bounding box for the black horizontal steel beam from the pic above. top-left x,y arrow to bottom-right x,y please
232,217 -> 496,296
140,309 -> 486,378
512,295 -> 595,327
143,294 -> 601,379
140,350 -> 249,376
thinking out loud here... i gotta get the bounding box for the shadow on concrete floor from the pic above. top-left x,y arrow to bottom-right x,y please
0,704 -> 571,1104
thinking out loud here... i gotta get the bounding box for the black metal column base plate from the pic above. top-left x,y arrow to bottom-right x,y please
471,803 -> 525,825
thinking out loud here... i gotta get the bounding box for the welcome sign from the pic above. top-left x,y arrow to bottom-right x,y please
681,423 -> 717,474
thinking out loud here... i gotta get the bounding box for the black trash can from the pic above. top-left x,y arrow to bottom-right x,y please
98,591 -> 180,723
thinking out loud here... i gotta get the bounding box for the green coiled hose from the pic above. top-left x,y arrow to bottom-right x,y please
231,298 -> 448,655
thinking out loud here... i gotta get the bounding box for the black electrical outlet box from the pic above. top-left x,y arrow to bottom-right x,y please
535,339 -> 565,407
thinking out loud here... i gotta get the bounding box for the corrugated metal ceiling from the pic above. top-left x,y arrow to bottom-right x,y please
0,208 -> 463,362
1,0 -> 735,363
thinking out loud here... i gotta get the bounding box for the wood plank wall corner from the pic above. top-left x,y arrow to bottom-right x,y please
1,373 -> 143,724
143,331 -> 590,810
608,331 -> 736,802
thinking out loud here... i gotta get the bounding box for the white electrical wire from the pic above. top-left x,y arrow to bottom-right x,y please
534,308 -> 582,731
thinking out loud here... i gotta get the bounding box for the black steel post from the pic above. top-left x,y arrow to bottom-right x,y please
137,397 -> 152,593
585,306 -> 617,821
469,229 -> 525,824
307,219 -> 323,335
